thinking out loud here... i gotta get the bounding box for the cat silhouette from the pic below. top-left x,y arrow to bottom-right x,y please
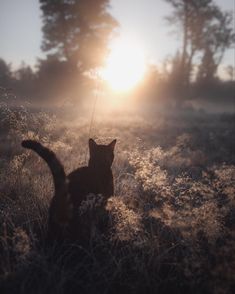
22,138 -> 116,242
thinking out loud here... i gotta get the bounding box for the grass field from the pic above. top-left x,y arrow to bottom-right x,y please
0,100 -> 235,294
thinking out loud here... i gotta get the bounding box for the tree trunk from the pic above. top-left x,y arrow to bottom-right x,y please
181,0 -> 189,86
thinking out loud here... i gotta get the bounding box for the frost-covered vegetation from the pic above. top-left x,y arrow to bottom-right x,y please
0,99 -> 235,294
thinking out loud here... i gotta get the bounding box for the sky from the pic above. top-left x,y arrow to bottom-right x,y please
0,0 -> 234,74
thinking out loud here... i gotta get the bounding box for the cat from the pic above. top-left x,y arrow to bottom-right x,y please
21,138 -> 116,241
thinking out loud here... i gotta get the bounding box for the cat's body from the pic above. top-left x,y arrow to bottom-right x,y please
68,166 -> 114,207
21,138 -> 116,241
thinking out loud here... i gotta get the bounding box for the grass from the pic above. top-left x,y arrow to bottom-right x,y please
0,99 -> 235,294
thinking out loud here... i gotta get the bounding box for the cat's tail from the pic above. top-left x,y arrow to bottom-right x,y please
22,140 -> 66,191
22,140 -> 72,226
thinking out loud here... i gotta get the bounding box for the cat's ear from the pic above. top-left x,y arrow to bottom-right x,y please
108,139 -> 117,151
89,138 -> 97,148
89,138 -> 97,151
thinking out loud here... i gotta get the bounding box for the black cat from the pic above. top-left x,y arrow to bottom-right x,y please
22,138 -> 116,241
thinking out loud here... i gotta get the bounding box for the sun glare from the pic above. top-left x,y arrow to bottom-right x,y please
101,36 -> 146,92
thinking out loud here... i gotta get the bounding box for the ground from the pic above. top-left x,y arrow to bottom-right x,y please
0,100 -> 235,294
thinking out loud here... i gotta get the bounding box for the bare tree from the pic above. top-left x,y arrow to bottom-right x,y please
165,0 -> 234,85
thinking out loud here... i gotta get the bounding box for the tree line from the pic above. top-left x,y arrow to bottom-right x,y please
0,0 -> 234,108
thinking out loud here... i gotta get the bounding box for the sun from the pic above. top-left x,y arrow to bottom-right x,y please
101,36 -> 146,92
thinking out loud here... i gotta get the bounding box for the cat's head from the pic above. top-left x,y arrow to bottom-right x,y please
88,138 -> 116,169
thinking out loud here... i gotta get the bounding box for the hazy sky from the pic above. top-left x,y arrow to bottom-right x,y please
0,0 -> 234,73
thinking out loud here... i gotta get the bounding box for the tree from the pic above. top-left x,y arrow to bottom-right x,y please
13,62 -> 36,98
14,62 -> 35,82
165,0 -> 196,86
0,59 -> 12,89
165,0 -> 234,85
36,55 -> 76,101
39,0 -> 118,73
197,9 -> 234,82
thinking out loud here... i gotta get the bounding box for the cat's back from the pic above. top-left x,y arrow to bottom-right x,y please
68,166 -> 91,190
68,166 -> 94,205
68,166 -> 90,181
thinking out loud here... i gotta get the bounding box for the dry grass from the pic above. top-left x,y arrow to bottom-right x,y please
0,99 -> 235,294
